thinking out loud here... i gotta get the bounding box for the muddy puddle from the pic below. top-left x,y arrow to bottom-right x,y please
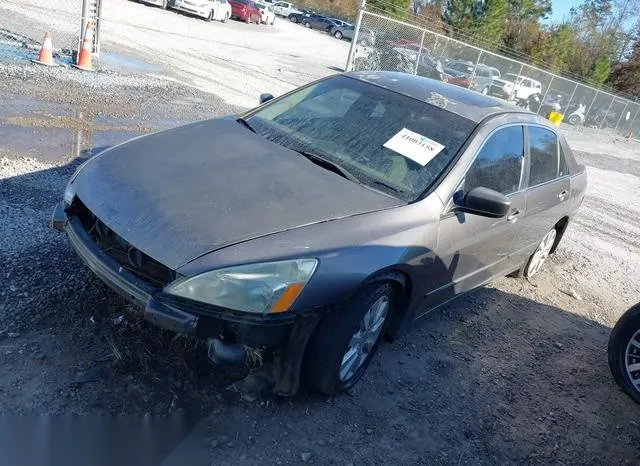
1,93 -> 174,161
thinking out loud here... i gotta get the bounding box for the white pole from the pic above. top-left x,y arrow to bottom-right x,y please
345,0 -> 367,72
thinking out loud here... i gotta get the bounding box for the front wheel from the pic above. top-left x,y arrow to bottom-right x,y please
245,15 -> 251,23
161,0 -> 168,9
481,86 -> 488,95
523,227 -> 557,278
609,303 -> 640,404
334,30 -> 343,39
303,283 -> 395,395
206,9 -> 213,21
289,15 -> 297,23
304,21 -> 310,28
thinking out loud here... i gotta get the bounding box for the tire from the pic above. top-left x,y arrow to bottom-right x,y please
303,283 -> 395,395
289,15 -> 297,23
223,12 -> 229,22
304,21 -> 310,28
359,38 -> 370,46
568,114 -> 581,125
245,14 -> 251,23
482,87 -> 488,95
206,9 -> 213,21
334,30 -> 343,39
522,227 -> 558,278
161,0 -> 168,9
270,18 -> 275,25
609,303 -> 640,404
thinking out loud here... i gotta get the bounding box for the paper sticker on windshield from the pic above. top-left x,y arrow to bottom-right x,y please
383,128 -> 445,166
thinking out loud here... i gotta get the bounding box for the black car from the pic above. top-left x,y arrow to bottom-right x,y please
302,14 -> 336,31
287,9 -> 315,23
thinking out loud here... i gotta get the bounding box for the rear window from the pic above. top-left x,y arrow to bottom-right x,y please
528,126 -> 559,186
247,76 -> 476,201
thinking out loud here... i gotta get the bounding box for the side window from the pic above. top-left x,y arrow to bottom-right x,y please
464,126 -> 524,195
528,126 -> 559,186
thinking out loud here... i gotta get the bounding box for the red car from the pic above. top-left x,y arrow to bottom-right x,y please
229,0 -> 261,23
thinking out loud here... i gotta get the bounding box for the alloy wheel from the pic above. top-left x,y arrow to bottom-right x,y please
339,295 -> 389,382
527,229 -> 557,277
625,330 -> 640,394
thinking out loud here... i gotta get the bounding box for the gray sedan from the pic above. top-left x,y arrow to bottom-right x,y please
332,25 -> 375,46
51,72 -> 587,396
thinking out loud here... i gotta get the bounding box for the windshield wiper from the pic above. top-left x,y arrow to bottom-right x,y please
370,179 -> 403,194
296,150 -> 360,184
237,117 -> 255,133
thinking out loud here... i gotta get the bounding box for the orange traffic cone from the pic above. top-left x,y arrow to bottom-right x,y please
72,21 -> 93,71
32,32 -> 59,67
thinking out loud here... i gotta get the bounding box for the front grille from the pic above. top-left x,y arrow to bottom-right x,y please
72,199 -> 176,289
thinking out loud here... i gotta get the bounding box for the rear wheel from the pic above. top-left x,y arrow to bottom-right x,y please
289,15 -> 297,23
245,14 -> 251,23
523,227 -> 557,278
206,9 -> 213,21
482,86 -> 488,95
303,283 -> 395,395
568,114 -> 581,125
304,21 -> 310,28
161,0 -> 168,8
334,30 -> 343,39
609,303 -> 640,404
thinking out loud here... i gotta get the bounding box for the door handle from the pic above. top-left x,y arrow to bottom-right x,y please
507,210 -> 521,222
557,190 -> 569,201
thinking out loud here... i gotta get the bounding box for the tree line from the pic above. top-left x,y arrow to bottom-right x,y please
296,0 -> 640,97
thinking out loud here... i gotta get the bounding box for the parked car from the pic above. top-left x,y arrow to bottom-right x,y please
52,71 -> 586,396
302,15 -> 337,31
473,64 -> 498,94
229,0 -> 261,23
171,0 -> 231,22
271,1 -> 301,16
332,25 -> 375,46
609,302 -> 640,404
287,10 -> 314,23
135,0 -> 170,9
255,1 -> 275,24
327,18 -> 350,30
444,60 -> 476,89
489,73 -> 542,100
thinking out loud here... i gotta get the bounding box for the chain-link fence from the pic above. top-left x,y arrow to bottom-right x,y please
0,0 -> 101,63
348,10 -> 640,141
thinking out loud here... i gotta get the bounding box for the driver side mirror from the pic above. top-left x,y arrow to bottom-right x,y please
259,93 -> 274,104
456,187 -> 511,219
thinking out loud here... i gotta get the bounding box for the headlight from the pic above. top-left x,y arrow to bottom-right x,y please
164,259 -> 318,314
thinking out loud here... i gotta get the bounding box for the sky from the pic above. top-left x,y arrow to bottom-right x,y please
547,0 -> 583,23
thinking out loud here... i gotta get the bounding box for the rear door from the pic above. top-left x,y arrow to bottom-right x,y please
427,125 -> 528,309
520,125 -> 571,251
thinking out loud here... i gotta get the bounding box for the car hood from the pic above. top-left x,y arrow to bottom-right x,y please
72,118 -> 403,270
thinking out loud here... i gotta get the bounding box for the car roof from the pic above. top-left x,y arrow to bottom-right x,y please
346,71 -> 528,123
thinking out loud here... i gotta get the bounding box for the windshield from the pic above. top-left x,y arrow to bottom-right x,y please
246,76 -> 476,201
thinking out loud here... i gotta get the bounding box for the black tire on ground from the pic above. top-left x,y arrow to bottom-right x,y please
271,18 -> 275,25
568,114 -> 581,125
608,303 -> 640,404
161,0 -> 168,9
510,226 -> 559,279
303,282 -> 396,395
223,12 -> 229,22
290,15 -> 297,23
304,21 -> 310,28
245,14 -> 251,23
206,9 -> 213,21
482,87 -> 489,95
334,30 -> 343,39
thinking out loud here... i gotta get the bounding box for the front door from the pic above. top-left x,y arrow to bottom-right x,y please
423,125 -> 528,312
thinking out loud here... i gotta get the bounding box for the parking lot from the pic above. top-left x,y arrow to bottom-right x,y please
1,0 -> 640,464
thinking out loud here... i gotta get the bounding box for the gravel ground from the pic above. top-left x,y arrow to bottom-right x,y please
1,28 -> 640,465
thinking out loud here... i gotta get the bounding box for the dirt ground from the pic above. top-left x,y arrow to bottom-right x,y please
1,62 -> 640,465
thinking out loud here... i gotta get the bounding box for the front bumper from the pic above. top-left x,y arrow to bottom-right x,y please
51,202 -> 323,394
172,2 -> 209,18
